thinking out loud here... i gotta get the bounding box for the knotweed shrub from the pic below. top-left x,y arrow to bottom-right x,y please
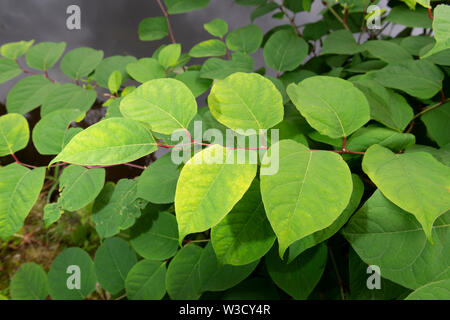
0,0 -> 449,300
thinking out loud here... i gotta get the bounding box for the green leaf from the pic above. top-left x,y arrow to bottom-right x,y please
211,180 -> 276,266
287,174 -> 364,263
138,17 -> 168,41
400,36 -> 434,56
345,126 -> 415,153
200,52 -> 254,80
49,118 -> 157,166
342,190 -> 450,289
130,210 -> 179,261
361,40 -> 413,64
125,260 -> 167,300
352,79 -> 413,131
32,109 -> 85,155
6,75 -> 55,114
321,30 -> 360,55
43,203 -> 62,227
166,244 -> 203,300
0,40 -> 34,59
92,179 -> 141,238
189,39 -> 227,58
386,6 -> 432,29
362,145 -> 450,241
197,242 -> 259,292
287,76 -> 370,138
405,144 -> 450,167
41,83 -> 97,116
422,5 -> 450,58
204,19 -> 228,38
94,237 -> 137,294
137,153 -> 180,204
225,25 -> 263,54
164,0 -> 210,14
93,55 -> 137,88
25,41 -> 66,70
48,247 -> 97,300
0,113 -> 29,157
251,3 -> 279,21
370,60 -> 444,100
266,243 -> 328,299
108,70 -> 122,94
10,263 -> 48,300
158,44 -> 181,69
406,279 -> 450,300
175,144 -> 257,242
0,58 -> 22,84
120,78 -> 197,134
126,58 -> 165,83
263,29 -> 308,73
60,47 -> 104,79
57,165 -> 105,212
0,164 -> 45,240
421,101 -> 450,147
260,140 -> 353,257
175,70 -> 212,97
208,72 -> 284,132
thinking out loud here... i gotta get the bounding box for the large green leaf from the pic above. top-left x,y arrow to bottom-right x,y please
25,41 -> 66,70
166,244 -> 203,300
421,102 -> 450,147
370,60 -> 444,100
287,174 -> 364,263
6,75 -> 54,114
130,210 -> 179,261
175,144 -> 257,243
386,6 -> 432,29
321,30 -> 360,55
91,179 -> 142,238
0,40 -> 34,59
266,243 -> 327,299
208,72 -> 284,132
342,190 -> 450,290
32,109 -> 84,155
137,152 -> 180,204
260,140 -> 353,257
353,79 -> 413,131
126,58 -> 165,83
197,242 -> 259,292
263,29 -> 308,73
361,40 -> 413,64
94,237 -> 137,295
200,52 -> 254,80
406,279 -> 450,300
0,164 -> 45,240
120,78 -> 197,135
49,118 -> 157,166
287,76 -> 370,138
125,260 -> 167,300
422,5 -> 450,58
47,247 -> 97,300
0,113 -> 29,157
138,17 -> 168,41
0,58 -> 22,84
60,47 -> 104,79
225,25 -> 263,54
211,180 -> 276,266
362,144 -> 450,240
164,0 -> 210,14
57,165 -> 105,212
41,83 -> 96,116
10,263 -> 48,300
93,55 -> 137,88
204,19 -> 228,38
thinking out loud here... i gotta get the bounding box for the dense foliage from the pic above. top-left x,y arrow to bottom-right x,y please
0,0 -> 449,300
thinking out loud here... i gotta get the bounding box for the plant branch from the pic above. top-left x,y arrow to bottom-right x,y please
157,0 -> 176,44
324,2 -> 350,31
270,0 -> 303,37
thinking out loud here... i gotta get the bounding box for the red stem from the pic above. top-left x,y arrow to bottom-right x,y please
428,8 -> 433,20
156,0 -> 176,44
